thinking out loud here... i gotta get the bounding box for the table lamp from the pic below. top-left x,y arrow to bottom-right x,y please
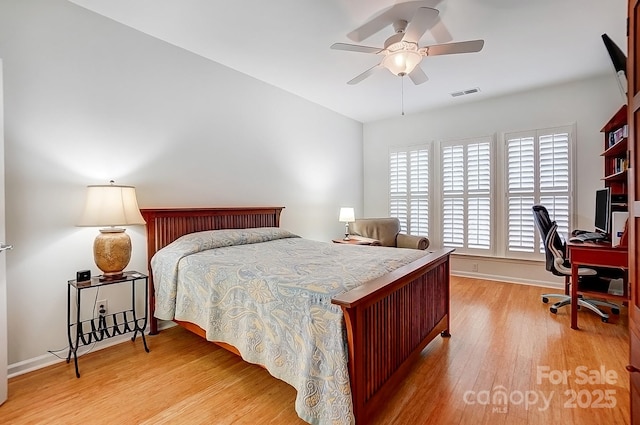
77,181 -> 146,278
339,207 -> 355,240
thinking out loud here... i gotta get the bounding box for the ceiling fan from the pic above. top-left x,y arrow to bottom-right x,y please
331,6 -> 484,85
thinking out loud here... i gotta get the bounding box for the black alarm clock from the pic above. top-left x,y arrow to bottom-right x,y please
76,270 -> 91,283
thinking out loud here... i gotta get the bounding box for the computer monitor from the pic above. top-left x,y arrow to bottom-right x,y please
594,187 -> 611,234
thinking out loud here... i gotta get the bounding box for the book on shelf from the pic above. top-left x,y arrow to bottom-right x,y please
608,124 -> 628,147
612,157 -> 629,173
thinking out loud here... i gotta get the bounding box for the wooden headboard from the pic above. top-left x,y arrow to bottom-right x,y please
140,206 -> 284,334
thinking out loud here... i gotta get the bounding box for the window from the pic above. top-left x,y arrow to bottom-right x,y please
389,146 -> 429,236
388,124 -> 573,260
505,127 -> 571,256
441,137 -> 492,253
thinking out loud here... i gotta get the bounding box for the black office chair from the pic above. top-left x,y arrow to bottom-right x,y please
532,205 -> 619,322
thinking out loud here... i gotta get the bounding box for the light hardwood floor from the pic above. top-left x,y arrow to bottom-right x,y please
0,276 -> 630,424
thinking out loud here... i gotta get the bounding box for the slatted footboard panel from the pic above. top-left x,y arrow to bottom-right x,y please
332,248 -> 453,424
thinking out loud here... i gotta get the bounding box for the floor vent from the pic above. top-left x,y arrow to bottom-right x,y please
451,87 -> 480,97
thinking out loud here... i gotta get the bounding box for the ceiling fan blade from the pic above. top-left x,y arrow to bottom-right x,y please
347,64 -> 382,85
347,1 -> 444,42
403,7 -> 439,43
331,43 -> 381,54
430,18 -> 453,43
408,66 -> 428,85
424,39 -> 485,56
347,13 -> 394,42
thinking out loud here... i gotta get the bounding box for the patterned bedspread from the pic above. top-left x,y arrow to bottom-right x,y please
151,228 -> 428,425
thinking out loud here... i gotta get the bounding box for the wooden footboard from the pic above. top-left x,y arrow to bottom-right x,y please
332,248 -> 453,423
141,207 -> 452,424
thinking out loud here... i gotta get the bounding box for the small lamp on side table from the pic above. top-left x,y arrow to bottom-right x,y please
77,181 -> 146,279
339,207 -> 355,240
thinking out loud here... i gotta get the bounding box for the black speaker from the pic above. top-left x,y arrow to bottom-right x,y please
611,194 -> 627,204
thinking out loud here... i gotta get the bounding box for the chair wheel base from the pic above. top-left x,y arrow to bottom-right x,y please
550,307 -> 558,314
602,317 -> 609,323
542,297 -> 549,303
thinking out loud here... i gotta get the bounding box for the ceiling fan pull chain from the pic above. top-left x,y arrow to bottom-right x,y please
401,76 -> 405,116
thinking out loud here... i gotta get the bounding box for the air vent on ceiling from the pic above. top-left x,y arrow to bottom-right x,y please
451,87 -> 480,97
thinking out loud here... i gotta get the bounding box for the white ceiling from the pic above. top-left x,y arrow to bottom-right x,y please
69,0 -> 627,123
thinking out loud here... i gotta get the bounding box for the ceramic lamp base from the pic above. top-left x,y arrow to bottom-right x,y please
94,228 -> 131,278
343,222 -> 350,240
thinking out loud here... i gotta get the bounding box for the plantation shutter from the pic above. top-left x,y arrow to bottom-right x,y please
507,135 -> 536,252
441,138 -> 492,252
409,149 -> 429,235
389,147 -> 429,236
442,145 -> 464,247
506,128 -> 571,256
539,133 -> 570,237
468,143 -> 492,249
389,151 -> 408,231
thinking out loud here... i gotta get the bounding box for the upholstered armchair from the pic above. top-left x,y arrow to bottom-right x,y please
348,218 -> 429,250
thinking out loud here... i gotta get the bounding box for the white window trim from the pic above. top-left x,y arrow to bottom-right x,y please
438,135 -> 495,255
500,124 -> 576,261
388,143 -> 433,237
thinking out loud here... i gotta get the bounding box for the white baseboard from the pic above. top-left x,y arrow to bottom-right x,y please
451,271 -> 564,290
8,321 -> 176,379
8,333 -> 134,378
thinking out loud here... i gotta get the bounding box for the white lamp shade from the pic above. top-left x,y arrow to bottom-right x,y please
77,184 -> 146,227
339,207 -> 355,223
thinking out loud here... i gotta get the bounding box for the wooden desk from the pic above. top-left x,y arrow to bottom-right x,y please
567,241 -> 628,329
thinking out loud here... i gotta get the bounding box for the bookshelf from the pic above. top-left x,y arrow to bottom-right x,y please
601,104 -> 628,197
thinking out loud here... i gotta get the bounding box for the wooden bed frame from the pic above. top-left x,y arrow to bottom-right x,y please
141,207 -> 453,423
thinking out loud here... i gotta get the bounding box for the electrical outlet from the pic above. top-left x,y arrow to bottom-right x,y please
472,263 -> 478,272
97,299 -> 108,317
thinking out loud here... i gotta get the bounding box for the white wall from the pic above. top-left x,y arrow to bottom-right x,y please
363,74 -> 625,286
0,0 -> 363,368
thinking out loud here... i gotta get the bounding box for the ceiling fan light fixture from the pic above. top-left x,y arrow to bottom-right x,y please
332,7 -> 485,86
382,41 -> 422,76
